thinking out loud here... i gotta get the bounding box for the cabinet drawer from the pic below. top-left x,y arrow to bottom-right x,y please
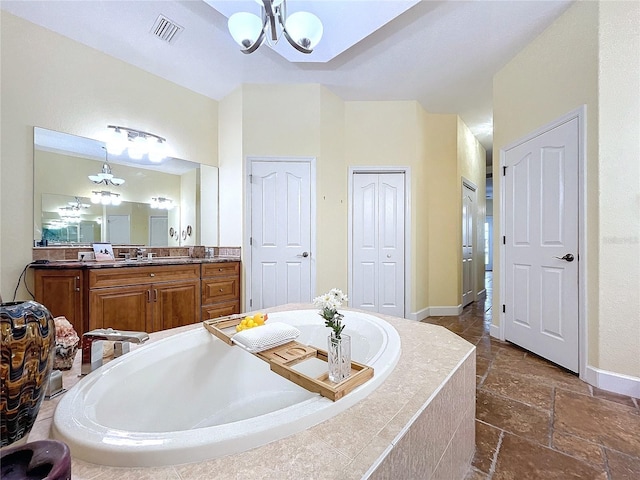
90,264 -> 200,289
202,262 -> 240,278
201,301 -> 240,321
202,277 -> 239,305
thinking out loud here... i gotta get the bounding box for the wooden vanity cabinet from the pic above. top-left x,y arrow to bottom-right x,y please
201,262 -> 241,321
88,264 -> 200,333
33,268 -> 87,336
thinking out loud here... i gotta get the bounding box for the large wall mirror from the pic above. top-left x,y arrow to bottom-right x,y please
33,127 -> 219,247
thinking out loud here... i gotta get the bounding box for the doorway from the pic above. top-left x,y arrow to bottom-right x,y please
247,157 -> 315,310
349,169 -> 408,318
462,179 -> 477,307
501,110 -> 584,373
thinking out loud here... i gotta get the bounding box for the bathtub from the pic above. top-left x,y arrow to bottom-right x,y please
52,309 -> 401,467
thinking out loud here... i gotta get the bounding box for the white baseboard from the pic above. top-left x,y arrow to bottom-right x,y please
490,323 -> 502,340
429,305 -> 463,316
477,289 -> 487,299
406,306 -> 430,321
585,365 -> 640,398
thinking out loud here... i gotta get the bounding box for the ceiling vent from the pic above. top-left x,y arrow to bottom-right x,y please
151,15 -> 183,44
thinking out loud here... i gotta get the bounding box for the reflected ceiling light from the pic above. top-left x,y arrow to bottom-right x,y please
91,190 -> 122,206
106,125 -> 167,162
67,197 -> 90,211
150,197 -> 174,210
228,0 -> 322,55
89,147 -> 125,186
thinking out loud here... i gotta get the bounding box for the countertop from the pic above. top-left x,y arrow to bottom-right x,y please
27,304 -> 475,480
29,256 -> 240,269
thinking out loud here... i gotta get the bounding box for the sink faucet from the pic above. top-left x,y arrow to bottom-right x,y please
81,328 -> 149,376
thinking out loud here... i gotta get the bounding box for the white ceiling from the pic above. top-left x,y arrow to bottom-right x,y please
2,0 -> 574,153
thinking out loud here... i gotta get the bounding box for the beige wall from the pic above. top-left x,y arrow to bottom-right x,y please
424,113 -> 459,307
0,11 -> 218,299
597,0 -> 640,377
493,0 -> 640,379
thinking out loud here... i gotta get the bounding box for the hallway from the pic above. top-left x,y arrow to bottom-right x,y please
422,274 -> 640,479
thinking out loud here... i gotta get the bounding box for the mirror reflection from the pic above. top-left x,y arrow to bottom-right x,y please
34,127 -> 218,247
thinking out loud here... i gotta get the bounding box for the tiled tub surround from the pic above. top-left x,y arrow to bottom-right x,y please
25,305 -> 475,479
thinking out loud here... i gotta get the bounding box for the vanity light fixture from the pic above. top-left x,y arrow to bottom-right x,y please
89,147 -> 125,186
106,125 -> 167,163
91,191 -> 122,206
228,0 -> 323,55
150,197 -> 174,210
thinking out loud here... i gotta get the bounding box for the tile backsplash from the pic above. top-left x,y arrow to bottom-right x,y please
32,246 -> 241,262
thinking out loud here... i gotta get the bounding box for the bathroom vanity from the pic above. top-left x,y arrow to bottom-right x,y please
32,258 -> 240,337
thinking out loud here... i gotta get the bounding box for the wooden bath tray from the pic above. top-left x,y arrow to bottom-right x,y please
203,315 -> 374,401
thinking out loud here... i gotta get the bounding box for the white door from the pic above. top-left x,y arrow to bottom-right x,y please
149,216 -> 168,246
107,215 -> 130,245
504,117 -> 579,372
351,172 -> 405,317
250,160 -> 313,309
462,182 -> 476,307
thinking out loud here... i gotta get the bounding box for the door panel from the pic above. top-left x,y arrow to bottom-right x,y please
251,160 -> 312,310
504,117 -> 579,372
462,183 -> 476,307
352,172 -> 405,317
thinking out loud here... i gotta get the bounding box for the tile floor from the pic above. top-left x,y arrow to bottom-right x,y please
422,273 -> 640,480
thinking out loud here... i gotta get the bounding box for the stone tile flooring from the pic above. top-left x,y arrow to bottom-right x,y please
422,273 -> 640,480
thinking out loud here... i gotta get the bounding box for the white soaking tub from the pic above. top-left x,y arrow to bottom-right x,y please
52,309 -> 401,467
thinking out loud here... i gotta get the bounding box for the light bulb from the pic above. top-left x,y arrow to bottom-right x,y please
128,135 -> 146,160
111,195 -> 122,206
107,128 -> 127,155
228,12 -> 263,49
285,12 -> 323,51
101,194 -> 110,205
148,139 -> 166,163
91,192 -> 101,204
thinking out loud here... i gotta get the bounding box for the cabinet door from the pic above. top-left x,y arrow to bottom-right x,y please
89,284 -> 152,333
34,269 -> 85,336
201,277 -> 240,305
153,280 -> 200,331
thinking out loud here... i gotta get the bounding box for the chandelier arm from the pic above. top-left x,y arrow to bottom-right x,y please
239,18 -> 268,54
281,26 -> 313,54
263,1 -> 279,41
278,1 -> 313,54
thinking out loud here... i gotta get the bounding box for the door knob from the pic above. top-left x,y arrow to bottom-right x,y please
297,252 -> 310,258
554,253 -> 574,262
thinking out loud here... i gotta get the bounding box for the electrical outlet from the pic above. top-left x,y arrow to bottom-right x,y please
78,251 -> 95,261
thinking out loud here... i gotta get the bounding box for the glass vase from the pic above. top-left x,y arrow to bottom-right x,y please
327,333 -> 351,383
1,300 -> 56,447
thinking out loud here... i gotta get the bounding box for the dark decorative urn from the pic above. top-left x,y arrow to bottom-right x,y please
1,300 -> 56,447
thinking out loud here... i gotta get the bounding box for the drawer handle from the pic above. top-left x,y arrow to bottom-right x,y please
150,273 -> 155,277
219,268 -> 223,272
220,288 -> 224,292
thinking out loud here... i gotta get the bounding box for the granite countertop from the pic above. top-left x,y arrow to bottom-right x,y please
29,256 -> 240,269
28,304 -> 474,480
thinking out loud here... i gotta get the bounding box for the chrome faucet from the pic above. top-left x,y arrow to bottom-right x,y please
81,328 -> 149,375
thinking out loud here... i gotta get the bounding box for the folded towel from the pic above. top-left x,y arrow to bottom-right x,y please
232,322 -> 300,353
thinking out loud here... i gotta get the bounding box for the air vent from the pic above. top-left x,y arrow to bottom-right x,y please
151,14 -> 183,44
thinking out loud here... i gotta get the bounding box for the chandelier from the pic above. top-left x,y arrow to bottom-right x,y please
106,125 -> 167,162
228,0 -> 323,55
89,147 -> 125,186
91,190 -> 122,206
